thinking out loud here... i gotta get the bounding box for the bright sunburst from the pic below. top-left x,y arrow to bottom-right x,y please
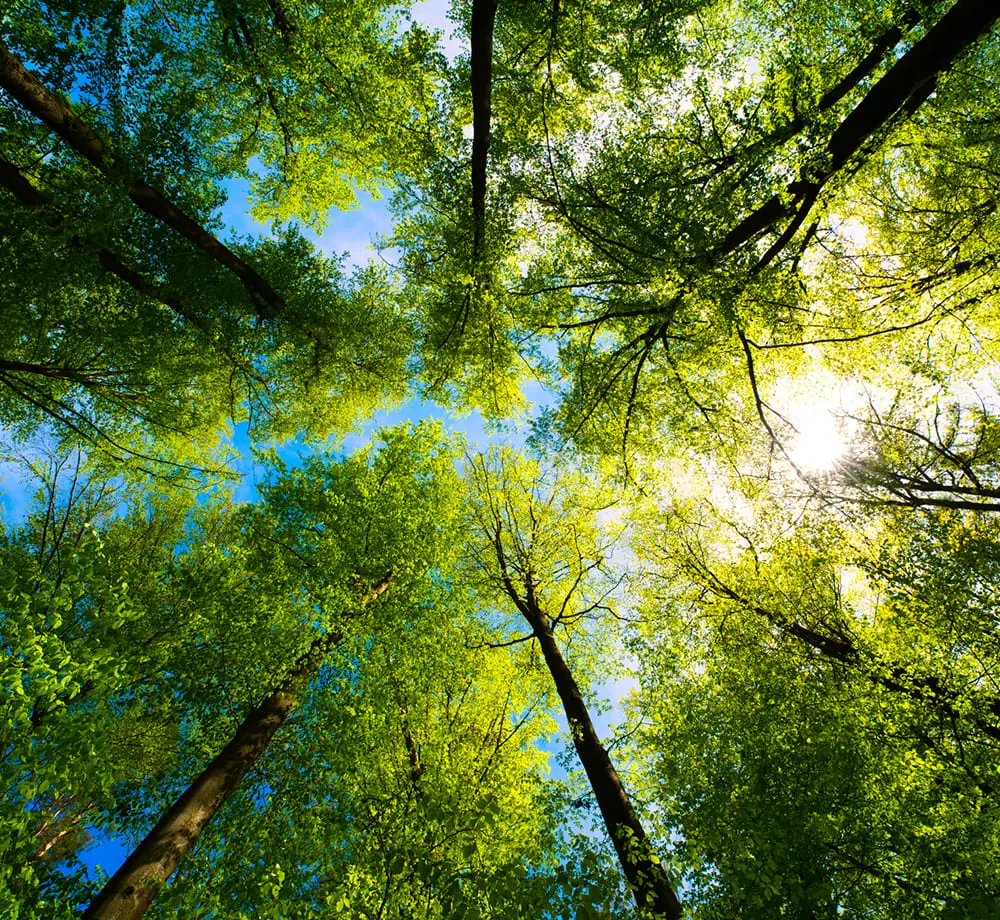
788,411 -> 845,471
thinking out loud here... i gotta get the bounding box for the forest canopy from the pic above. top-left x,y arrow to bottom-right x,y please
2,0 -> 1000,917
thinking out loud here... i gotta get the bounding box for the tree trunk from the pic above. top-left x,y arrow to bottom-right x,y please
718,0 -> 999,261
827,0 -> 1000,172
818,7 -> 921,111
469,0 -> 499,262
0,153 -> 49,208
80,678 -> 307,919
81,579 -> 389,920
0,40 -> 286,319
530,617 -> 682,920
826,0 -> 999,171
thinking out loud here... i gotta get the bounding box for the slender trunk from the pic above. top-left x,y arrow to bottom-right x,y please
81,579 -> 389,920
0,360 -> 115,385
0,41 -> 286,319
817,8 -> 921,111
718,0 -> 999,261
716,7 -> 923,254
383,653 -> 424,789
124,182 -> 284,320
80,642 -> 329,919
264,0 -> 294,39
703,574 -> 1000,743
33,805 -> 91,861
530,617 -> 682,920
469,0 -> 498,262
0,153 -> 212,333
95,249 -> 211,334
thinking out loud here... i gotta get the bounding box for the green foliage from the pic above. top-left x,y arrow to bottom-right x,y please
3,1 -> 1000,919
627,482 -> 1000,917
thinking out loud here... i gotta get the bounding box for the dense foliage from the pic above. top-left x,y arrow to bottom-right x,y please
3,0 -> 1000,917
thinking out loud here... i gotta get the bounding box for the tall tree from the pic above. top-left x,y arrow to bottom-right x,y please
0,1 -> 438,463
390,0 -> 1000,469
79,423 -> 471,919
627,475 -> 1000,918
464,450 -> 682,918
81,578 -> 390,920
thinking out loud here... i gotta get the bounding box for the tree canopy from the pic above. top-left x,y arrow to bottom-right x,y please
3,0 -> 1000,917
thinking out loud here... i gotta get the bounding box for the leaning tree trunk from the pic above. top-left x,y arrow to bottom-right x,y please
0,40 -> 286,320
81,580 -> 389,920
0,155 -> 209,334
528,611 -> 683,920
719,0 -> 1000,264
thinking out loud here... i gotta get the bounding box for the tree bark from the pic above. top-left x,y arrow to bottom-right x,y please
80,676 -> 310,919
529,614 -> 682,919
81,578 -> 390,920
0,40 -> 286,319
469,0 -> 499,262
0,153 -> 49,208
718,0 -> 999,263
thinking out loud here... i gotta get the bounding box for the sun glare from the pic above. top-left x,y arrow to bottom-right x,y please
788,410 -> 845,471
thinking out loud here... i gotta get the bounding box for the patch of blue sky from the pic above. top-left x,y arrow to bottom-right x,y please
411,0 -> 464,61
76,835 -> 132,888
217,174 -> 397,270
0,454 -> 34,526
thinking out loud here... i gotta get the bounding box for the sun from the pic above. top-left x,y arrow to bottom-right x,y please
788,411 -> 845,471
779,377 -> 867,472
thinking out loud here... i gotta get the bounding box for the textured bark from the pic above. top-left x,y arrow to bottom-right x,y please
0,40 -> 286,319
469,0 -> 499,261
0,43 -> 108,168
81,680 -> 307,920
529,614 -> 682,919
718,0 -> 999,262
0,154 -> 208,331
81,580 -> 390,920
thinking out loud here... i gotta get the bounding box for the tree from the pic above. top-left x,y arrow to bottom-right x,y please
396,0 -> 1000,467
73,423 -> 473,918
463,450 -> 682,918
146,601 -> 577,920
626,475 -> 1000,917
0,4 -> 433,464
6,1 -> 1000,918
